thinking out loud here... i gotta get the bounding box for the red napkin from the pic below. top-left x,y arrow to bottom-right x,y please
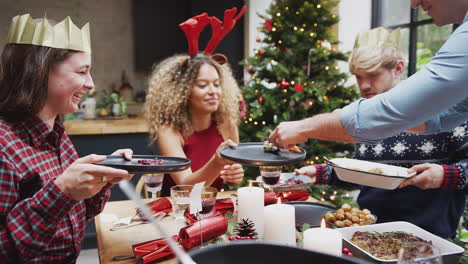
137,197 -> 172,220
280,189 -> 309,202
264,190 -> 309,205
132,235 -> 179,264
179,214 -> 228,250
184,198 -> 234,224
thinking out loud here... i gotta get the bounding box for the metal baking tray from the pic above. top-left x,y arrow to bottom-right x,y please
336,221 -> 464,264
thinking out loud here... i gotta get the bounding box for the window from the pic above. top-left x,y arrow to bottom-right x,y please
371,0 -> 453,76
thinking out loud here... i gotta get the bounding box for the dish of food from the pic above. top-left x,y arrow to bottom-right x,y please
263,140 -> 303,154
327,158 -> 416,190
351,231 -> 432,260
337,221 -> 464,263
323,203 -> 376,228
96,155 -> 190,173
220,143 -> 306,166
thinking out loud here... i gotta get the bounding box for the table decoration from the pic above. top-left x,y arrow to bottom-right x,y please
232,218 -> 259,240
264,189 -> 309,205
303,220 -> 343,256
132,214 -> 228,263
264,202 -> 296,245
136,197 -> 172,221
184,198 -> 234,225
237,187 -> 265,237
132,235 -> 179,263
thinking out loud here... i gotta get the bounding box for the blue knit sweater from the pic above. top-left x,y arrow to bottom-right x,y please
323,122 -> 468,238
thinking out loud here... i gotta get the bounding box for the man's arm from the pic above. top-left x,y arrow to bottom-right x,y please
269,110 -> 355,148
341,23 -> 468,143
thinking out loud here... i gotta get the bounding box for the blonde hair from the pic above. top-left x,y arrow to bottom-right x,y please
349,46 -> 404,74
145,54 -> 241,142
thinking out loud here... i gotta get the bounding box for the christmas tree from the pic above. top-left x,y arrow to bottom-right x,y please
240,0 -> 358,167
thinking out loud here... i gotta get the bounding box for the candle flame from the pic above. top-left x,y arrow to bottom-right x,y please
277,197 -> 282,204
220,189 -> 224,192
320,219 -> 326,228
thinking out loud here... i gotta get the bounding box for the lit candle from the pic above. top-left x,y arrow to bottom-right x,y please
237,187 -> 264,237
264,200 -> 295,245
303,220 -> 342,256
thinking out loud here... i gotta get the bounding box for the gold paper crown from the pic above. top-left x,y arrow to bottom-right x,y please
354,27 -> 401,51
6,14 -> 91,53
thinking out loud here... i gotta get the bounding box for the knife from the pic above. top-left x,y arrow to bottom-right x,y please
112,254 -> 135,261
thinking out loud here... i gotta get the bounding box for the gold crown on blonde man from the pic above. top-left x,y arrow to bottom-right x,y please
354,27 -> 402,51
6,14 -> 91,53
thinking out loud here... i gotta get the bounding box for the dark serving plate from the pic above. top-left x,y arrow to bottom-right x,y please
220,142 -> 306,166
182,242 -> 372,264
284,201 -> 336,229
96,155 -> 191,174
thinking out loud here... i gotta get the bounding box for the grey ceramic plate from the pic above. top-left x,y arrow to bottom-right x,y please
220,143 -> 306,166
96,155 -> 191,173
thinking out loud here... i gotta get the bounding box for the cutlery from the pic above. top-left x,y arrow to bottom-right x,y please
110,213 -> 166,231
112,254 -> 135,261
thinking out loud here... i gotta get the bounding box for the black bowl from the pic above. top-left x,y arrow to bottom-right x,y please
284,201 -> 336,230
182,242 -> 372,264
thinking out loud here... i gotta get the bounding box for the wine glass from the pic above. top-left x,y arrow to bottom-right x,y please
143,173 -> 164,200
259,166 -> 282,189
397,242 -> 443,264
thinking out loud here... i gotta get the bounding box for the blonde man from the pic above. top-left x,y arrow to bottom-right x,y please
295,28 -> 467,238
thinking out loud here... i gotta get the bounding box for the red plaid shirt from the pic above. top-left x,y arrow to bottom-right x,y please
0,117 -> 111,263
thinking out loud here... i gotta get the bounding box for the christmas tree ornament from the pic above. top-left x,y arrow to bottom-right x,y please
7,14 -> 91,52
248,68 -> 256,75
294,83 -> 305,92
321,40 -> 332,50
258,96 -> 264,104
234,218 -> 258,239
261,80 -> 277,89
265,19 -> 272,32
256,36 -> 261,42
258,50 -> 265,56
279,80 -> 289,89
279,45 -> 287,52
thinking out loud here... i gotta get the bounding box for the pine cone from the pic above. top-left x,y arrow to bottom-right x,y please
234,218 -> 258,239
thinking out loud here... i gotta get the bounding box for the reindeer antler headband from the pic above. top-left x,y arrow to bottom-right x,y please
179,5 -> 246,65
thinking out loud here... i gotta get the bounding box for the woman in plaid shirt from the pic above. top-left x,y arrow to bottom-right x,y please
0,15 -> 133,263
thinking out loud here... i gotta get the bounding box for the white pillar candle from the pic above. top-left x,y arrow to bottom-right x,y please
264,203 -> 296,245
303,227 -> 342,256
237,187 -> 264,237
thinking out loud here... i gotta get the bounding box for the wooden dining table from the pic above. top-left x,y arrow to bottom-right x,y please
95,191 -> 316,264
94,191 -> 237,264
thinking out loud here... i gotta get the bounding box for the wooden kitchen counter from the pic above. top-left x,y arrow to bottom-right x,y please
63,116 -> 149,135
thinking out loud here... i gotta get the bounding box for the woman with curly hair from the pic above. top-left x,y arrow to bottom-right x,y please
145,54 -> 244,196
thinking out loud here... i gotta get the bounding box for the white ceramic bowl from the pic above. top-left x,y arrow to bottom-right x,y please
337,221 -> 464,264
329,158 -> 416,190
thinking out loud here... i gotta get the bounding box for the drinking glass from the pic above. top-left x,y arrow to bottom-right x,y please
170,185 -> 193,222
143,173 -> 164,200
199,187 -> 218,219
397,242 -> 443,264
259,166 -> 282,188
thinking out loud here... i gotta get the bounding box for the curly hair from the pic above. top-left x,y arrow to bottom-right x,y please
145,54 -> 241,142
